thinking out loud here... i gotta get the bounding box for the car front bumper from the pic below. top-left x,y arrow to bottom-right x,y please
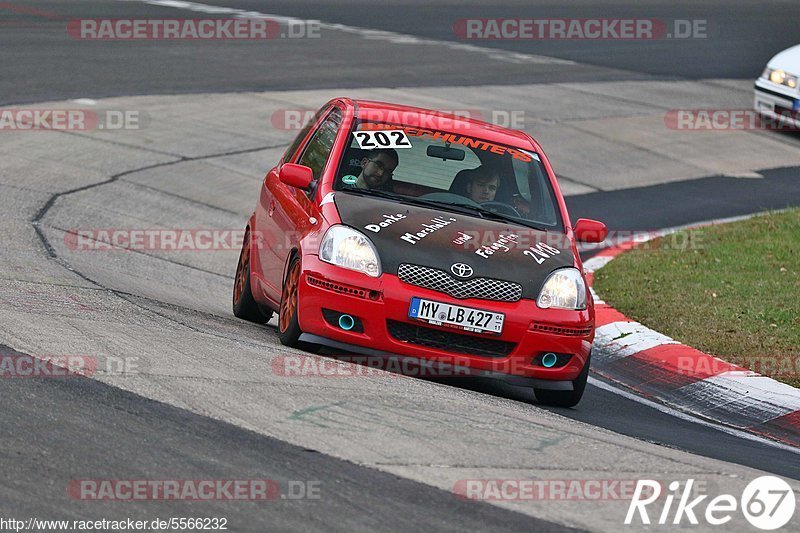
296,254 -> 594,387
754,79 -> 800,128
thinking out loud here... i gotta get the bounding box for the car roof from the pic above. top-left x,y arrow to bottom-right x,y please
343,99 -> 541,151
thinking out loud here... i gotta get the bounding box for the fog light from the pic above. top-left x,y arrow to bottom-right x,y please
338,314 -> 355,331
542,352 -> 558,368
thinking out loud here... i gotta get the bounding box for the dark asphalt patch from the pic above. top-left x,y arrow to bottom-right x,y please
566,165 -> 800,231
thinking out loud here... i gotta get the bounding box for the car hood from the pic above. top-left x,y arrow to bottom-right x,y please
333,192 -> 575,300
768,44 -> 800,74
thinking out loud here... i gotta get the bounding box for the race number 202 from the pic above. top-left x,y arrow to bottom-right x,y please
354,130 -> 412,149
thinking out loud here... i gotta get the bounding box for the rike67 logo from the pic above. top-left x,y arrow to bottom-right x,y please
626,476 -> 796,530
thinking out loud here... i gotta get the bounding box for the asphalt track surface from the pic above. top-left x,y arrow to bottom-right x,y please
2,1 -> 800,531
0,344 -> 569,532
2,0 -> 800,104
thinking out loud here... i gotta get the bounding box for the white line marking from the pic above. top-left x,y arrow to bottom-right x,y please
680,374 -> 800,418
127,0 -> 575,65
594,320 -> 678,362
723,171 -> 764,179
588,377 -> 800,455
582,255 -> 614,273
588,209 -> 800,422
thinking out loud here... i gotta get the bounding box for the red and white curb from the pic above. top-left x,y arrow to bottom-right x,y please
584,230 -> 800,449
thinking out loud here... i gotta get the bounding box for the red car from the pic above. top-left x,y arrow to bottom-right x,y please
233,99 -> 606,406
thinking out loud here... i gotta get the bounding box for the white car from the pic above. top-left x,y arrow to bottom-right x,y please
754,44 -> 800,128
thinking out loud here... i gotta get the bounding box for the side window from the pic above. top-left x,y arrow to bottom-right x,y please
512,157 -> 532,200
513,153 -> 559,227
296,109 -> 342,181
281,108 -> 327,164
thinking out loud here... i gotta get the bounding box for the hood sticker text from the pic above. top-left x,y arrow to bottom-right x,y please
401,217 -> 457,244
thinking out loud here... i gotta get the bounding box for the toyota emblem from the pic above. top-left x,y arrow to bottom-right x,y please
450,263 -> 473,278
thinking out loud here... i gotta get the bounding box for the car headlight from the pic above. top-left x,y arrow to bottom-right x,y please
319,225 -> 381,277
537,268 -> 587,310
763,67 -> 798,89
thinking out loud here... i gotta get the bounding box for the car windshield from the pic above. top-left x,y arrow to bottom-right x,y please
333,120 -> 564,230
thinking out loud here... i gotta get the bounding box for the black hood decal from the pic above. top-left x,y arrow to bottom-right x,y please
333,193 -> 574,299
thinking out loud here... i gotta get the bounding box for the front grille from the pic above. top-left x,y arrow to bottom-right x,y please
387,320 -> 515,358
397,264 -> 522,302
755,84 -> 796,103
775,106 -> 799,120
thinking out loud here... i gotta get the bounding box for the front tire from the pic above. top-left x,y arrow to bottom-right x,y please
534,351 -> 591,408
233,229 -> 272,323
278,255 -> 303,346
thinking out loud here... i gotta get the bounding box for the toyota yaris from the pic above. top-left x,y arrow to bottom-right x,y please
233,99 -> 606,406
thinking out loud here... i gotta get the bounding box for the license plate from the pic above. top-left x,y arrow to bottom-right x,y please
408,297 -> 504,335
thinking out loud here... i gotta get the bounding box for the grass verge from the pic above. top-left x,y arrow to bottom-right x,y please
594,208 -> 800,388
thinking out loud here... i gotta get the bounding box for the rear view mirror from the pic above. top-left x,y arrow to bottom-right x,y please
427,145 -> 465,161
279,163 -> 314,189
574,218 -> 607,243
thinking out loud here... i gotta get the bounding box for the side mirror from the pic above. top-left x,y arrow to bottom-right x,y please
279,163 -> 314,189
574,218 -> 607,243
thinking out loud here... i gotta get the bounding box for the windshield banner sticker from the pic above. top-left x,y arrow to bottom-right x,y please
404,128 -> 533,162
357,122 -> 534,162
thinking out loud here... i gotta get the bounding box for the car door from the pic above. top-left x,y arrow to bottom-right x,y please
261,107 -> 343,297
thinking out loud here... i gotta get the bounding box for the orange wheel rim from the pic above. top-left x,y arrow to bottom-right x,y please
233,231 -> 250,305
279,260 -> 300,333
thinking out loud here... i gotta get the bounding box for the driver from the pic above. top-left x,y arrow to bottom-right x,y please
355,148 -> 398,191
466,168 -> 500,203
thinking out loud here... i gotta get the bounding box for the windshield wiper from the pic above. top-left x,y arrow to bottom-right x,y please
340,188 -> 478,216
339,188 -> 547,230
427,202 -> 549,231
339,187 -> 406,202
